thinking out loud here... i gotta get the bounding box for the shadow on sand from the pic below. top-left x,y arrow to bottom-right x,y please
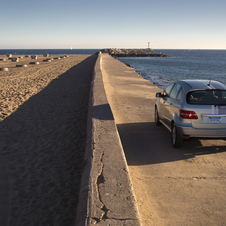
0,54 -> 97,226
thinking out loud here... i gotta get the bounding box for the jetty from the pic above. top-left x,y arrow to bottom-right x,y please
101,48 -> 168,58
77,52 -> 226,225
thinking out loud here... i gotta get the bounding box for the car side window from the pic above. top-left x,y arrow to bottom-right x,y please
170,83 -> 181,100
221,91 -> 226,98
164,83 -> 175,96
176,88 -> 182,101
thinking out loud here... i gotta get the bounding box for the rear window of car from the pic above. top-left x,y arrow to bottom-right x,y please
187,90 -> 226,105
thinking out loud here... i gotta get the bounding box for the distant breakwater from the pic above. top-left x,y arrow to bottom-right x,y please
100,48 -> 168,58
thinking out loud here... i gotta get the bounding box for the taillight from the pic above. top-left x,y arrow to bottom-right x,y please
180,109 -> 198,119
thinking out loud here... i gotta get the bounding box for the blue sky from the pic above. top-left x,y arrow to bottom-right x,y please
0,0 -> 225,49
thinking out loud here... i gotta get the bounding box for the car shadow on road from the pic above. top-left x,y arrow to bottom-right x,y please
117,122 -> 226,166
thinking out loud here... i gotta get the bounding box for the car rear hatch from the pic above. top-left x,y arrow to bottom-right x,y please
186,89 -> 226,129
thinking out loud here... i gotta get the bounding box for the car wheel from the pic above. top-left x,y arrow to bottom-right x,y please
155,106 -> 161,126
171,122 -> 183,148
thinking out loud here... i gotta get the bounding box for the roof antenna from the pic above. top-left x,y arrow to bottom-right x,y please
208,78 -> 211,86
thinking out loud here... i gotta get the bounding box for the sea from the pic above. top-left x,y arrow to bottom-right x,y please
1,49 -> 225,90
118,49 -> 226,90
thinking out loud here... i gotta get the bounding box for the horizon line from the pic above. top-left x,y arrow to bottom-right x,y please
0,48 -> 226,50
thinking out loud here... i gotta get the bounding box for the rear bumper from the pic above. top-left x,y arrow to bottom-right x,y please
176,125 -> 226,139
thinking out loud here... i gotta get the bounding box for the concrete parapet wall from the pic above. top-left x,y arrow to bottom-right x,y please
76,53 -> 141,226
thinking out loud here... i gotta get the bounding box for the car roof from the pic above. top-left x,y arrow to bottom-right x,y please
176,80 -> 226,90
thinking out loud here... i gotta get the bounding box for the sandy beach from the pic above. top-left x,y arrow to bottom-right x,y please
0,54 -> 97,225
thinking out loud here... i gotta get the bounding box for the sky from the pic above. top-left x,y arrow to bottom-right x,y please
0,0 -> 225,49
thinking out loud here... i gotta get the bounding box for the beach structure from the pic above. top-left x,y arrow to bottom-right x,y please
0,67 -> 9,71
43,59 -> 51,62
16,64 -> 27,67
31,55 -> 38,59
29,62 -> 39,65
11,57 -> 19,62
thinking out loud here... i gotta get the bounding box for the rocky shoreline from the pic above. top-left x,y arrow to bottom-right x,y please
101,48 -> 168,58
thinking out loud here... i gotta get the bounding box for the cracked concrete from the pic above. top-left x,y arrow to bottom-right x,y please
96,152 -> 108,223
76,53 -> 141,226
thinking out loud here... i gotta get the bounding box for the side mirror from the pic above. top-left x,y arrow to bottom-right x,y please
156,92 -> 164,98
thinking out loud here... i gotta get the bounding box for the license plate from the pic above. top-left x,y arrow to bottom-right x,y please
209,117 -> 221,124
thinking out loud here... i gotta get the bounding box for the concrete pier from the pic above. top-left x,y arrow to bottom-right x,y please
76,53 -> 141,226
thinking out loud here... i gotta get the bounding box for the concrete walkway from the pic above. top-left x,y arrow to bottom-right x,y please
101,54 -> 161,125
101,53 -> 226,226
101,53 -> 162,225
76,53 -> 141,226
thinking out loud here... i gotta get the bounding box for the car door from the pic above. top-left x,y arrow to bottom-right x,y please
164,83 -> 182,127
159,83 -> 175,125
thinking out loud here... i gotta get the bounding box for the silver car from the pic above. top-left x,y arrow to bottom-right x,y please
155,79 -> 226,148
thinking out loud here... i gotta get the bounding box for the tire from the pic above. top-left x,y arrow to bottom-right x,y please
155,106 -> 161,126
171,122 -> 183,148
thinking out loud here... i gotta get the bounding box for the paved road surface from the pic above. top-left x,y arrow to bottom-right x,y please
102,53 -> 226,226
